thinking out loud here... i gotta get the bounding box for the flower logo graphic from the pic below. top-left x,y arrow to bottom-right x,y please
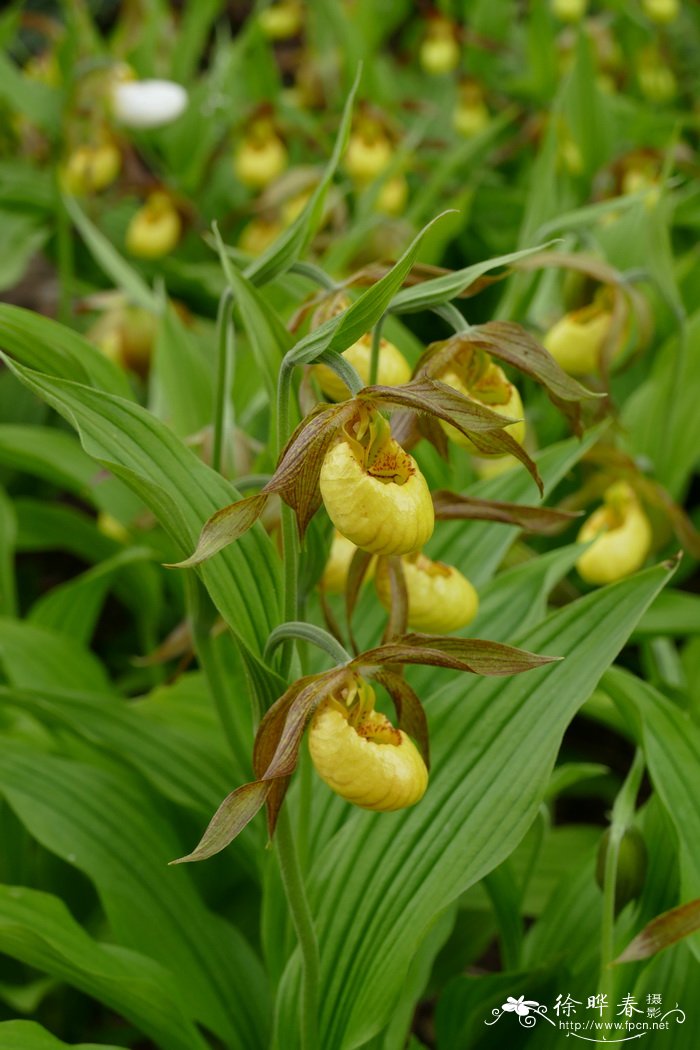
502,996 -> 541,1017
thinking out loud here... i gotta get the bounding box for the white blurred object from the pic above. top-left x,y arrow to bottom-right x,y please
112,80 -> 188,130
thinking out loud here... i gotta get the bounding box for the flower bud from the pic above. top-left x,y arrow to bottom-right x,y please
309,678 -> 428,811
595,826 -> 647,913
419,19 -> 460,75
125,192 -> 182,259
436,347 -> 525,454
258,0 -> 303,40
543,301 -> 614,376
320,417 -> 434,557
322,531 -> 374,593
375,552 -> 478,633
61,141 -> 121,195
233,124 -> 287,190
576,481 -> 652,586
551,0 -> 587,21
112,79 -> 188,129
312,334 -> 411,402
642,0 -> 679,24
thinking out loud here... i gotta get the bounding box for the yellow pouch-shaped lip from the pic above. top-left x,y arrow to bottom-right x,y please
312,334 -> 411,402
543,304 -> 614,377
437,357 -> 525,454
308,701 -> 428,811
319,437 -> 434,557
375,552 -> 478,633
126,193 -> 181,259
576,482 -> 652,585
322,531 -> 375,594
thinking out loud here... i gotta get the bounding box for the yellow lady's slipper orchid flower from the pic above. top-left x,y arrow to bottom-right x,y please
453,82 -> 490,137
543,302 -> 614,376
312,333 -> 411,402
576,482 -> 652,585
375,552 -> 479,633
637,50 -> 677,102
551,0 -> 587,22
61,140 -> 121,195
322,531 -> 374,593
126,192 -> 182,259
258,0 -> 303,40
87,304 -> 158,377
320,413 -> 434,556
642,0 -> 679,24
375,174 -> 409,216
308,679 -> 428,811
436,346 -> 525,453
233,125 -> 287,190
419,18 -> 460,75
345,126 -> 393,186
239,217 -> 283,255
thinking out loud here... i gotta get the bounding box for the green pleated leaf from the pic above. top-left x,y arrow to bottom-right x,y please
0,887 -> 208,1050
149,303 -> 214,438
63,196 -> 156,312
0,1020 -> 123,1050
0,306 -> 132,398
288,212 -> 453,367
0,350 -> 281,657
214,231 -> 292,402
0,618 -> 112,693
603,667 -> 700,962
275,561 -> 674,1049
0,738 -> 270,1049
27,547 -> 155,644
0,675 -> 248,827
388,243 -> 554,314
0,488 -> 17,617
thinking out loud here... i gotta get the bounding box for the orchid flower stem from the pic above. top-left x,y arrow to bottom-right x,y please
55,185 -> 74,326
290,260 -> 338,290
598,749 -> 645,1010
433,300 -> 470,333
264,621 -> 351,666
273,355 -> 320,1049
275,807 -> 320,1049
213,288 -> 235,476
369,314 -> 386,386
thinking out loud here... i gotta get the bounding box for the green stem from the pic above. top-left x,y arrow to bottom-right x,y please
290,260 -> 338,290
213,288 -> 235,476
275,807 -> 320,1049
185,575 -> 255,763
264,621 -> 350,666
368,315 -> 386,386
433,301 -> 470,333
55,179 -> 74,327
598,749 -> 645,1006
272,353 -> 320,1046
